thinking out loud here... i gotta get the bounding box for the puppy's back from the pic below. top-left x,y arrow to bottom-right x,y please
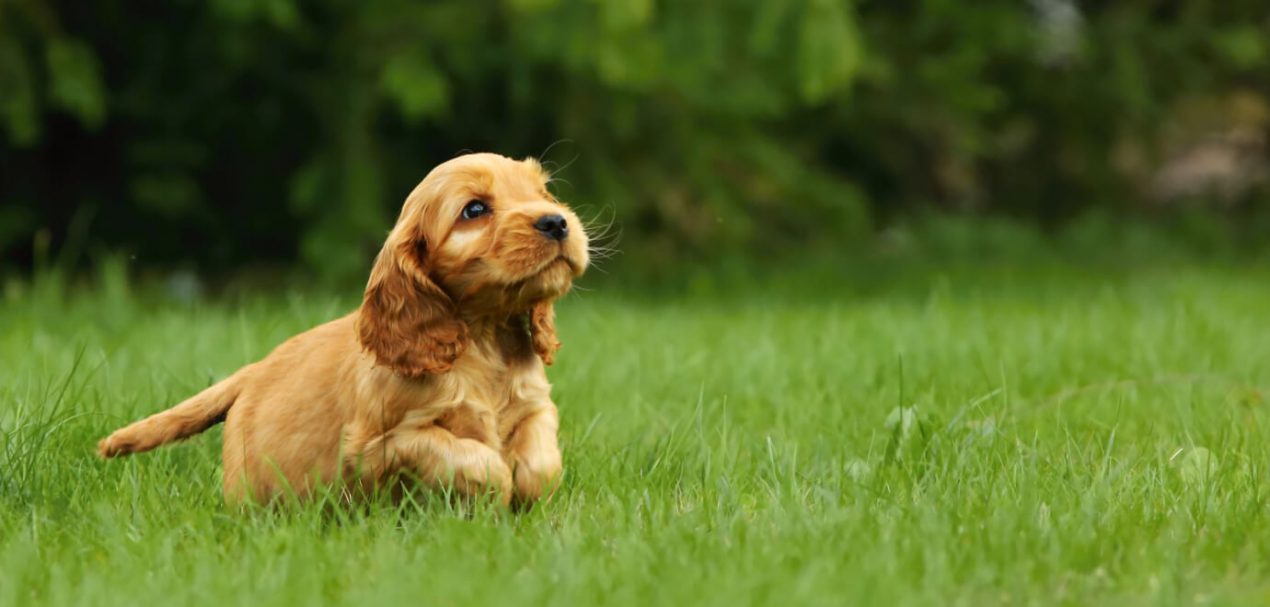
220,313 -> 366,501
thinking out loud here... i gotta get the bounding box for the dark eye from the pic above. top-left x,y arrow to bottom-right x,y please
461,200 -> 489,220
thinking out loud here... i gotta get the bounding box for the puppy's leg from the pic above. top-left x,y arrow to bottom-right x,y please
355,425 -> 512,505
503,404 -> 563,507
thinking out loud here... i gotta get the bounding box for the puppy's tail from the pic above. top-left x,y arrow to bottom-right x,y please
98,367 -> 249,458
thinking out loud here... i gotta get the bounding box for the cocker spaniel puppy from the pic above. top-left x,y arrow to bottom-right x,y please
99,153 -> 588,507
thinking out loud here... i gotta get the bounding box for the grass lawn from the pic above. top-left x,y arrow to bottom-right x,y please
2,263 -> 1269,605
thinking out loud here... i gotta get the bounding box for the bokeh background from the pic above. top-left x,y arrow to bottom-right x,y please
2,0 -> 1268,285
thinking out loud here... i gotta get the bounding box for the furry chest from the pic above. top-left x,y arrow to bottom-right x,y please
399,366 -> 522,449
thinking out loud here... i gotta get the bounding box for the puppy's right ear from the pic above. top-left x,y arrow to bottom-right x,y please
357,235 -> 467,377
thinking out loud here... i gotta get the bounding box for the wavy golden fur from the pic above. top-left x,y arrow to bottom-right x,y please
98,153 -> 588,507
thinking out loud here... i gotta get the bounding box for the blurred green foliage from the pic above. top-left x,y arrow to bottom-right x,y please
0,0 -> 1267,280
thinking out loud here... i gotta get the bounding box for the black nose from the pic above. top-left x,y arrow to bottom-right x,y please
534,214 -> 568,241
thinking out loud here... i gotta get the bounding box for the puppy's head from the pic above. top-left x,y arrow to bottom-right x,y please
357,153 -> 588,376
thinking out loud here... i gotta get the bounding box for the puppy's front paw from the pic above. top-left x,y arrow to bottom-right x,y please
511,451 -> 562,508
454,453 -> 514,507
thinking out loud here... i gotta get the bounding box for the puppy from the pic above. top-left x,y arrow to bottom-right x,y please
99,153 -> 588,507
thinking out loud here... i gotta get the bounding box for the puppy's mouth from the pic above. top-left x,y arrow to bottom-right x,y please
529,248 -> 584,278
511,253 -> 577,294
526,256 -> 575,285
551,254 -> 583,276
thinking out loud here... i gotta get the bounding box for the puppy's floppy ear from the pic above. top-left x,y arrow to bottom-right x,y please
529,300 -> 561,366
357,235 -> 467,377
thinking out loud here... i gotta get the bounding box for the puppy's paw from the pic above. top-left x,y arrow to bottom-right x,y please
454,454 -> 513,507
511,452 -> 562,509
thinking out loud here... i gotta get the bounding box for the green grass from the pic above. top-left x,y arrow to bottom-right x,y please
2,263 -> 1269,606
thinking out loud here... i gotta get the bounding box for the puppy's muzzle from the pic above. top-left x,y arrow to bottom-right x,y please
534,214 -> 568,241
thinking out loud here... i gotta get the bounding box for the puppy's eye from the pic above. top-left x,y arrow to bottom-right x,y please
461,200 -> 490,220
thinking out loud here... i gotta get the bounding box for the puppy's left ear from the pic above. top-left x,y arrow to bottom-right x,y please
529,300 -> 561,366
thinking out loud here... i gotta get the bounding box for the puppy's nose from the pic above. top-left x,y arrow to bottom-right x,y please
534,214 -> 569,241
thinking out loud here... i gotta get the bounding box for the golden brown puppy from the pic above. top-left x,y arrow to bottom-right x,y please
98,153 -> 588,507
